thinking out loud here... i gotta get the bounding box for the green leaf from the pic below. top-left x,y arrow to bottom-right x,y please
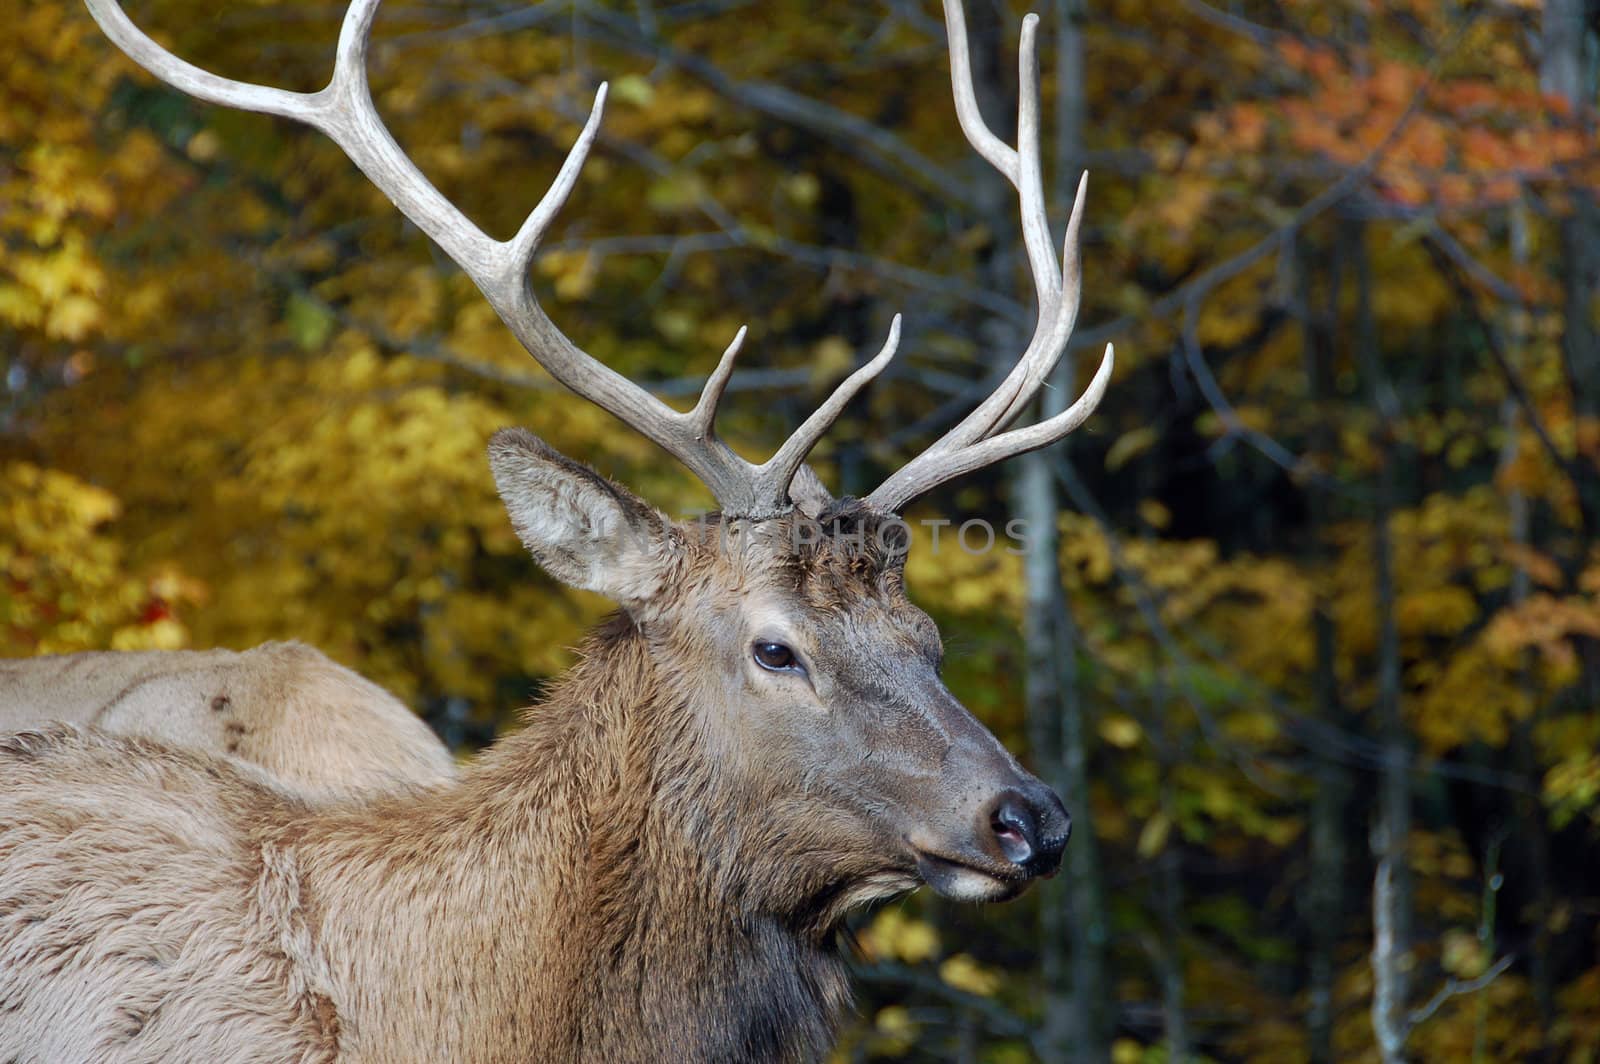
285,293 -> 335,352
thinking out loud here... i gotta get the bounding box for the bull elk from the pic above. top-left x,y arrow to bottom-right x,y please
0,0 -> 1115,1060
0,644 -> 457,802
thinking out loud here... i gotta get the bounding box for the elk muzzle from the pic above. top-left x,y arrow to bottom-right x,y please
905,744 -> 1071,903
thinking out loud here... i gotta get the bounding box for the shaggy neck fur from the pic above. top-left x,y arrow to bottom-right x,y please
294,615 -> 854,1063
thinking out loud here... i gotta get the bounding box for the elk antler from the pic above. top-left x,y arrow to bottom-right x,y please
84,0 -> 898,519
863,0 -> 1114,513
84,0 -> 1107,519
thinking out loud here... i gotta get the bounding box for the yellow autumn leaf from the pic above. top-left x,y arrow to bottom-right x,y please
1106,426 -> 1159,471
554,250 -> 597,302
1138,498 -> 1172,530
1137,812 -> 1172,858
1099,714 -> 1144,748
859,907 -> 941,965
45,293 -> 99,340
810,336 -> 854,384
1441,928 -> 1488,979
783,173 -> 821,207
611,74 -> 655,108
1111,1038 -> 1145,1064
938,953 -> 1002,996
872,1005 -> 917,1055
894,918 -> 940,964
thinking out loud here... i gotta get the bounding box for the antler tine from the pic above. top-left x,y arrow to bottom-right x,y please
687,327 -> 750,440
945,3 -> 1057,306
862,1 -> 1110,514
871,343 -> 1113,512
84,0 -> 324,124
86,0 -> 911,519
989,170 -> 1086,430
1015,14 -> 1059,304
754,315 -> 902,504
943,0 -> 1018,182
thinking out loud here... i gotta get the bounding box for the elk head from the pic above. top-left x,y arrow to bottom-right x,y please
489,429 -> 1070,905
85,0 -> 1114,908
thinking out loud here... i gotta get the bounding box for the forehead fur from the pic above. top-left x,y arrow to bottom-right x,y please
794,499 -> 910,603
687,498 -> 910,603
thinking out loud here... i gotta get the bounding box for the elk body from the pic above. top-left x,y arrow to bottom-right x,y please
0,0 -> 1115,1059
0,643 -> 456,802
2,466 -> 1063,1062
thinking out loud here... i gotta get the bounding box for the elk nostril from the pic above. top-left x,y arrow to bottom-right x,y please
987,794 -> 1039,866
991,813 -> 1025,845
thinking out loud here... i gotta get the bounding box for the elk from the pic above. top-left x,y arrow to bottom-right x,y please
0,0 -> 1115,1060
0,643 -> 457,802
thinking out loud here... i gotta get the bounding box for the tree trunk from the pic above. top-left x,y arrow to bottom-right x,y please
1540,0 -> 1598,109
1014,446 -> 1109,1062
1159,779 -> 1189,1063
1015,453 -> 1073,1059
1296,229 -> 1347,1064
1307,690 -> 1347,1064
1370,455 -> 1411,1064
1056,588 -> 1109,1059
1504,197 -> 1556,1058
1353,221 -> 1413,1064
1010,0 -> 1109,1056
1543,0 -> 1600,698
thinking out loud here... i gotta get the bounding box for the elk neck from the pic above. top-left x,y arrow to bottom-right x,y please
290,611 -> 854,1063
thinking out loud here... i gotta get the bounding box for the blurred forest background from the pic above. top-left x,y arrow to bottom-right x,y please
4,0 -> 1600,1060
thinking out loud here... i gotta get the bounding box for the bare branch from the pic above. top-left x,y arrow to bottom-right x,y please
1407,955 -> 1514,1030
437,1 -> 978,207
1180,0 -> 1287,47
1180,300 -> 1307,476
1420,233 -> 1584,516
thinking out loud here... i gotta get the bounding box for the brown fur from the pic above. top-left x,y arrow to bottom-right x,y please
0,643 -> 457,802
0,432 -> 1063,1061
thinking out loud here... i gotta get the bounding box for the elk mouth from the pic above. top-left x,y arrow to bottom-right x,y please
909,845 -> 1034,904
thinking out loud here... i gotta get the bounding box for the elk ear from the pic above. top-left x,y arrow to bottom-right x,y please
488,428 -> 677,608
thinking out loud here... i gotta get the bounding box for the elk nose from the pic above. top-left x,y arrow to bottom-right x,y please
984,786 -> 1071,875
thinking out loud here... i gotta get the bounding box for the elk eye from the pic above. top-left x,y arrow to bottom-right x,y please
753,641 -> 801,673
